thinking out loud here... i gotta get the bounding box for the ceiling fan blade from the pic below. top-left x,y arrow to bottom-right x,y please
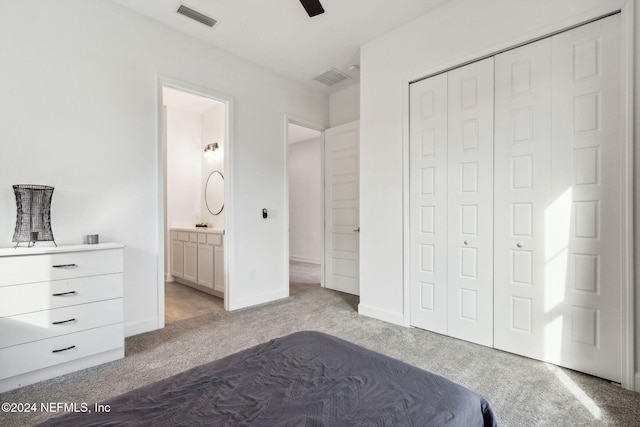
299,0 -> 324,17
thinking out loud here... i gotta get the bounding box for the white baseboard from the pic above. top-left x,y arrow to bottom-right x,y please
0,348 -> 124,393
358,303 -> 407,326
289,255 -> 321,264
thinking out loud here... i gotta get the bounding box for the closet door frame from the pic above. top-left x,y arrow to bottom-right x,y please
401,3 -> 635,390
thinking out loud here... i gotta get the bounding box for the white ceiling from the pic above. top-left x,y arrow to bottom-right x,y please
110,0 -> 449,93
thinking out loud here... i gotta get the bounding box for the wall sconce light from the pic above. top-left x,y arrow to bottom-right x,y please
204,142 -> 219,154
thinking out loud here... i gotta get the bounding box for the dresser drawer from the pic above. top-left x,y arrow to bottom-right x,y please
0,273 -> 123,317
0,249 -> 123,286
0,323 -> 123,380
0,299 -> 123,348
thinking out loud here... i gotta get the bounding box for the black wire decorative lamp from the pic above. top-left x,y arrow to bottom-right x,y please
12,184 -> 56,248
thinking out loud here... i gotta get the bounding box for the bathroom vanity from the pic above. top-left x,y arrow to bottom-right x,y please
170,228 -> 224,298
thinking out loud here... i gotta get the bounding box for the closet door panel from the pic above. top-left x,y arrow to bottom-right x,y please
494,38 -> 552,360
409,73 -> 448,334
550,14 -> 621,382
408,16 -> 622,382
446,58 -> 494,347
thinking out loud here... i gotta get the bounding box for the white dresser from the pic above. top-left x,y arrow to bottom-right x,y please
0,243 -> 124,392
170,228 -> 224,297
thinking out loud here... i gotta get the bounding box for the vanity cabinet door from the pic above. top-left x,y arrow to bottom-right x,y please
170,239 -> 184,279
183,242 -> 198,283
214,245 -> 224,294
197,243 -> 214,289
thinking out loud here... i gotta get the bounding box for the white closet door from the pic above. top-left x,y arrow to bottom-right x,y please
548,14 -> 621,382
494,38 -> 552,360
409,15 -> 622,380
446,58 -> 494,347
495,14 -> 622,382
409,73 -> 448,334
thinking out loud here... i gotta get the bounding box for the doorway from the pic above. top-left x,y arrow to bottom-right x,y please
159,81 -> 230,326
286,120 -> 323,290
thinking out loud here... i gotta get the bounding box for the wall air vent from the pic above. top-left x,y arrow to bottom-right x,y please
314,68 -> 351,86
177,4 -> 217,28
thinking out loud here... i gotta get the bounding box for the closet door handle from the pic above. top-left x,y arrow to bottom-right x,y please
52,291 -> 77,297
52,263 -> 78,269
52,318 -> 77,325
52,345 -> 76,354
353,227 -> 360,232
516,243 -> 523,248
463,240 -> 470,246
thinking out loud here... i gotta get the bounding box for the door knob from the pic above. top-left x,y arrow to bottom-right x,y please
463,240 -> 469,246
353,227 -> 360,232
516,242 -> 523,248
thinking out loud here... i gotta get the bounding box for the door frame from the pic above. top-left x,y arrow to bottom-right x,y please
156,75 -> 234,327
402,3 -> 635,390
284,114 -> 326,288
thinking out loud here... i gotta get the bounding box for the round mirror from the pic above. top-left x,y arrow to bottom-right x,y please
205,171 -> 224,215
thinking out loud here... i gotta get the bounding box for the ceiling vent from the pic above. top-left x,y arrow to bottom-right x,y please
177,4 -> 217,28
314,68 -> 351,86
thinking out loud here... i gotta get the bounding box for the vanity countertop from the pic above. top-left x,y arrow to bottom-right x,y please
171,227 -> 224,235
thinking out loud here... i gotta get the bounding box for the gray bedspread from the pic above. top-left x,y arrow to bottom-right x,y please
39,331 -> 497,426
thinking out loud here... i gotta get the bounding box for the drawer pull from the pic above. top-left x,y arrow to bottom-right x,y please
52,318 -> 77,325
52,291 -> 77,297
52,263 -> 78,269
52,345 -> 76,353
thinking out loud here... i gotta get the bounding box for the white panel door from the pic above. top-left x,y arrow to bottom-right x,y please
548,14 -> 621,382
446,58 -> 494,347
408,16 -> 623,380
495,14 -> 622,382
409,73 -> 448,334
494,38 -> 552,360
324,121 -> 359,295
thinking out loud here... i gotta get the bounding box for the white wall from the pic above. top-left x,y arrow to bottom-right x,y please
329,84 -> 360,127
166,106 -> 203,229
359,0 -> 639,377
201,105 -> 226,229
288,138 -> 322,264
0,0 -> 328,335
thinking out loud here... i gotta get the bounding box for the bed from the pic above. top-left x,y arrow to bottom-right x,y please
39,331 -> 496,426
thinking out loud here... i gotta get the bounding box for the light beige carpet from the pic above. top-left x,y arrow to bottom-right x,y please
2,262 -> 639,426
